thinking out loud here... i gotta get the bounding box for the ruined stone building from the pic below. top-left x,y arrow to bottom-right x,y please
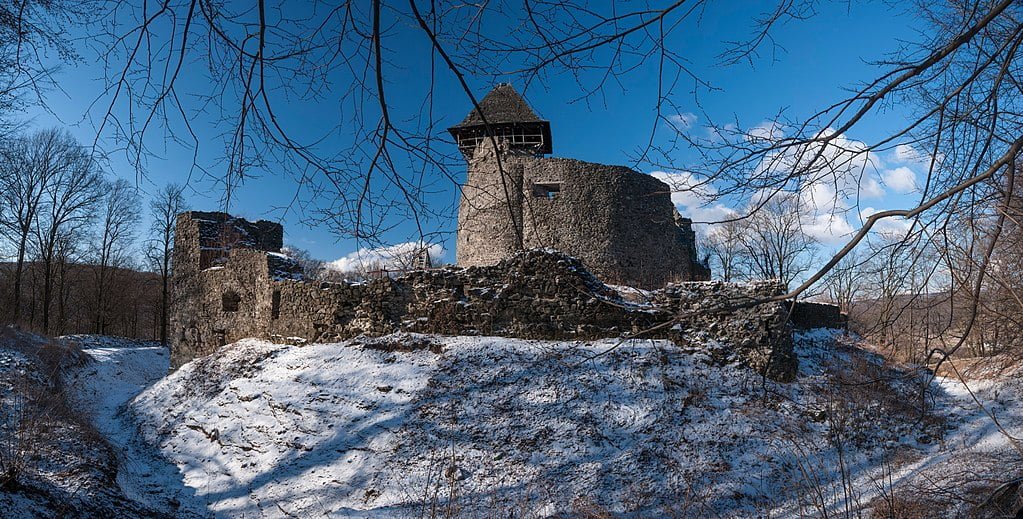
169,212 -> 802,377
449,83 -> 710,288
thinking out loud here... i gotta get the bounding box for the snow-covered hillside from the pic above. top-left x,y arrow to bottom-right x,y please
0,330 -> 162,518
64,336 -> 210,517
2,329 -> 1010,517
68,329 -> 1007,518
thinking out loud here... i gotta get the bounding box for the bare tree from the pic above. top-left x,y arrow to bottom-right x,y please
88,1 -> 1020,297
703,219 -> 746,282
78,2 -> 1023,511
0,131 -> 57,324
821,251 -> 865,314
30,133 -> 102,334
737,197 -> 817,289
841,230 -> 953,363
53,223 -> 84,335
0,131 -> 167,339
90,1 -> 1023,369
921,165 -> 1023,358
0,0 -> 86,125
0,2 -> 93,327
281,246 -> 325,280
95,0 -> 732,249
976,170 -> 1023,352
90,178 -> 140,335
144,183 -> 185,346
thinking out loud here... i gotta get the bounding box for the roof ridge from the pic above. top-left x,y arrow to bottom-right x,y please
454,84 -> 545,127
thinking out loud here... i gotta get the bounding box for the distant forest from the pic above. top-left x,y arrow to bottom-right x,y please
0,129 -> 184,343
0,262 -> 160,340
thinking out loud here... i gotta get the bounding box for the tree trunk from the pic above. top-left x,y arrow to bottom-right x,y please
28,261 -> 38,330
10,229 -> 28,325
41,255 -> 53,335
57,258 -> 68,335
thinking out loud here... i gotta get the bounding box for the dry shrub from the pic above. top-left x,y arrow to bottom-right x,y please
968,478 -> 1023,519
571,497 -> 614,519
820,343 -> 944,449
869,494 -> 946,519
36,339 -> 91,392
0,336 -> 108,490
0,387 -> 30,490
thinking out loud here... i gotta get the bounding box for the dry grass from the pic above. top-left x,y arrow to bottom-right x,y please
869,494 -> 946,519
570,498 -> 614,519
0,332 -> 108,490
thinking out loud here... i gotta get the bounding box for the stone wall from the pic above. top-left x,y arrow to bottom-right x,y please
169,212 -> 290,367
456,141 -> 708,288
172,212 -> 797,380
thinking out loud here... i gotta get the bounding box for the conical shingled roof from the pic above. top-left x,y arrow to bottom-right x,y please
454,83 -> 545,127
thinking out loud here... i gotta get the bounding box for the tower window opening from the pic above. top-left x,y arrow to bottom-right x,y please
271,290 -> 281,319
533,182 -> 562,200
455,127 -> 547,153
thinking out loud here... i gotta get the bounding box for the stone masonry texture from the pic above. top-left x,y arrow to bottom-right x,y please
170,212 -> 797,381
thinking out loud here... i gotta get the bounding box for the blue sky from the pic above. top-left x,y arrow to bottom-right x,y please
19,1 -> 927,266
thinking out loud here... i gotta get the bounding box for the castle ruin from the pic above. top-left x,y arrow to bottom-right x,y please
450,84 -> 710,288
168,212 -> 798,379
167,86 -> 848,377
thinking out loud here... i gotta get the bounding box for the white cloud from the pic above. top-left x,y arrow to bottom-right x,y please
705,122 -> 738,143
649,171 -> 713,205
802,211 -> 855,244
798,186 -> 854,243
327,242 -> 444,273
894,143 -> 923,164
858,176 -> 885,199
861,207 -> 912,238
744,128 -> 900,244
797,129 -> 885,200
654,126 -> 921,248
892,143 -> 943,171
882,166 -> 917,194
649,171 -> 735,223
746,120 -> 786,143
669,112 -> 698,130
746,189 -> 855,244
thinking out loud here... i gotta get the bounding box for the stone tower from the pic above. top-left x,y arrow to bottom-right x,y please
448,83 -> 552,267
449,84 -> 710,288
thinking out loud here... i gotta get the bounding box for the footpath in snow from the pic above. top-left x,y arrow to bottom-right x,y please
64,336 -> 210,517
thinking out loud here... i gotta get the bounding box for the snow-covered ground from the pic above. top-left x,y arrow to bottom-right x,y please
64,338 -> 209,517
48,330 -> 1023,517
0,329 -> 159,517
877,362 -> 1023,517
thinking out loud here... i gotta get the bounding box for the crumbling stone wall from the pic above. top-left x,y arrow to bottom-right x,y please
169,212 -> 293,367
171,212 -> 795,380
456,141 -> 709,289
